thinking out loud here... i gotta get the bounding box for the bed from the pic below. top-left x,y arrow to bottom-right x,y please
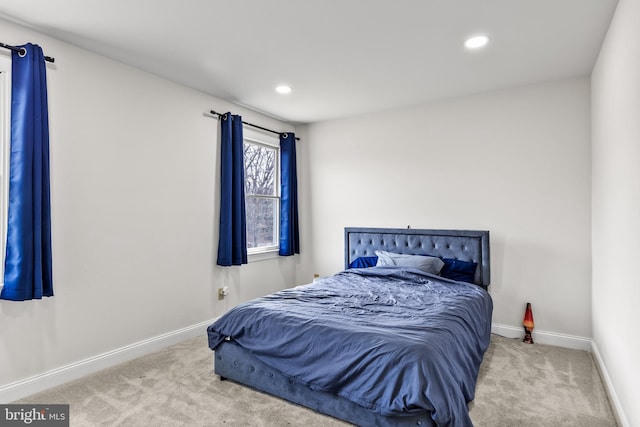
207,227 -> 492,426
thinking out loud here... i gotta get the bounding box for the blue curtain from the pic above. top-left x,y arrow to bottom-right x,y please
1,44 -> 53,301
279,133 -> 299,256
216,113 -> 247,266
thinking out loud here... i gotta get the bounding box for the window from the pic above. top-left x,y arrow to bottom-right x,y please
0,55 -> 11,288
243,127 -> 279,255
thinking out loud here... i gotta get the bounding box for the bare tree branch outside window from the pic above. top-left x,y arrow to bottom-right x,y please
244,142 -> 278,249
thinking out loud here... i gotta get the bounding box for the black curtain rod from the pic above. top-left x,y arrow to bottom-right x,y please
0,42 -> 55,63
210,110 -> 299,141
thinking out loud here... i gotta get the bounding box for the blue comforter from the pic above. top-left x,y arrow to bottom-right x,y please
208,267 -> 492,427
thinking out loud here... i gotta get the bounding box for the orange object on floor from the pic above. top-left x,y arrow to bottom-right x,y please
523,302 -> 534,344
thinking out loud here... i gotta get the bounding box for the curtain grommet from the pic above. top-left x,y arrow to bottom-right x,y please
18,48 -> 27,58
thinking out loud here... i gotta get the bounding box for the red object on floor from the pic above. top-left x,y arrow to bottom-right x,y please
523,302 -> 534,344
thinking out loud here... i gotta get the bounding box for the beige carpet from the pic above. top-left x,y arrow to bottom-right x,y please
16,334 -> 616,426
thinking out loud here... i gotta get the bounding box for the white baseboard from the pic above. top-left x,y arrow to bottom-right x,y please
0,317 -> 218,403
591,341 -> 630,427
491,323 -> 592,351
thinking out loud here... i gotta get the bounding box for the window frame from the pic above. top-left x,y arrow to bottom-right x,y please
0,54 -> 11,289
243,126 -> 280,260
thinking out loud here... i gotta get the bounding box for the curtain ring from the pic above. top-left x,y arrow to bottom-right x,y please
18,48 -> 27,58
282,133 -> 288,138
222,113 -> 228,121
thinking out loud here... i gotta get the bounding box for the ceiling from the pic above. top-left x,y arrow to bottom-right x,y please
0,0 -> 618,124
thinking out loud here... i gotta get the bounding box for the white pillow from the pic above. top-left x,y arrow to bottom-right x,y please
374,250 -> 445,275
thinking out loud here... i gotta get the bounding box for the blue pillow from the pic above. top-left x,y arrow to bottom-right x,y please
348,256 -> 378,269
440,258 -> 477,283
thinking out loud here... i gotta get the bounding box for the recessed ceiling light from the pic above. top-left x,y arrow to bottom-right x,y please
464,35 -> 490,50
275,85 -> 292,94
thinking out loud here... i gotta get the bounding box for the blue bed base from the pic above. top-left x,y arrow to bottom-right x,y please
213,227 -> 490,426
215,340 -> 435,426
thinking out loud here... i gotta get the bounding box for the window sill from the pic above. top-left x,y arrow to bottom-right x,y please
248,249 -> 279,262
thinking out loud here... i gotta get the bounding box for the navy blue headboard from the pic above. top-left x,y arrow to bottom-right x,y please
344,227 -> 490,288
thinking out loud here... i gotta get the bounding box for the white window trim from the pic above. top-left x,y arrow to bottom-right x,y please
0,54 -> 11,290
243,127 -> 280,262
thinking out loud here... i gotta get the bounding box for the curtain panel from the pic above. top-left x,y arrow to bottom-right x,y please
216,113 -> 247,266
279,133 -> 299,256
1,43 -> 53,301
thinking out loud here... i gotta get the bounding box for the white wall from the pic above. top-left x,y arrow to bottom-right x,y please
297,77 -> 592,340
591,0 -> 639,425
0,18 -> 297,394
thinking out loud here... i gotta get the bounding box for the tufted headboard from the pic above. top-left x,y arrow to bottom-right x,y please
344,227 -> 490,289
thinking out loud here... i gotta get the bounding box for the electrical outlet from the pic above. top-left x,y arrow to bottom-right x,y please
218,288 -> 225,300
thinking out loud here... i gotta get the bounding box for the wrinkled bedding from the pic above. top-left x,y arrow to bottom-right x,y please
208,267 -> 492,426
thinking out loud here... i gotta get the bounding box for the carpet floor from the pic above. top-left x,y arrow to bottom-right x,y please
16,334 -> 617,426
